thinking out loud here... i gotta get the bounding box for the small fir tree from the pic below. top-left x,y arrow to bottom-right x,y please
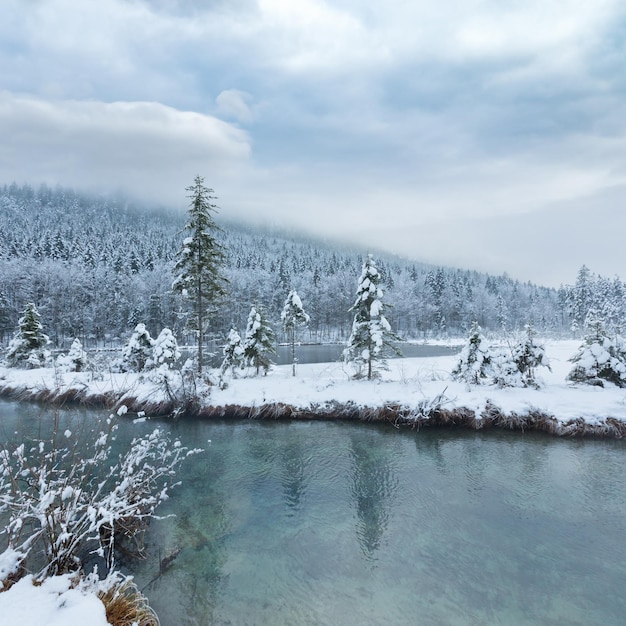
243,306 -> 276,376
512,324 -> 551,388
281,290 -> 310,377
172,176 -> 227,374
344,255 -> 401,380
451,321 -> 492,385
148,328 -> 181,370
220,328 -> 245,376
492,325 -> 550,388
119,323 -> 154,372
57,338 -> 88,372
567,315 -> 626,387
6,302 -> 50,369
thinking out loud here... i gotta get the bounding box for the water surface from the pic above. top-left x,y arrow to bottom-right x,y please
0,401 -> 624,625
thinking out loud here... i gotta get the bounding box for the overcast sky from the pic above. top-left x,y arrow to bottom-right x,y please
1,0 -> 625,286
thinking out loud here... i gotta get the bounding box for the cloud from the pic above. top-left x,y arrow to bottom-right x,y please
215,90 -> 253,123
1,0 -> 625,285
0,93 -> 251,205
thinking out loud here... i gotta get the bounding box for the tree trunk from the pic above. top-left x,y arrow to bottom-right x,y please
197,276 -> 203,375
291,328 -> 296,377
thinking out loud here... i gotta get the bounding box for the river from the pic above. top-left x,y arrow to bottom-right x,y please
0,400 -> 624,625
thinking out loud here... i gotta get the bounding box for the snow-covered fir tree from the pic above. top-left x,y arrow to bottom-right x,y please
281,290 -> 310,377
451,321 -> 492,385
220,328 -> 245,376
344,255 -> 401,380
57,338 -> 87,372
243,306 -> 275,376
567,314 -> 626,387
513,324 -> 550,388
172,176 -> 227,374
148,328 -> 180,370
118,323 -> 154,372
5,302 -> 50,369
492,324 -> 550,388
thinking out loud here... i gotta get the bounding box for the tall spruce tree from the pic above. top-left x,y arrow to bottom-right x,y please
344,255 -> 401,380
281,290 -> 310,377
172,176 -> 227,374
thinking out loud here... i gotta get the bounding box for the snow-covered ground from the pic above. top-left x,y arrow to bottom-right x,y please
0,340 -> 624,623
0,573 -> 109,626
0,340 -> 625,427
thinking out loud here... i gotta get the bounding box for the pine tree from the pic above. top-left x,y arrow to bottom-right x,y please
6,302 -> 51,368
118,323 -> 154,372
220,328 -> 244,376
344,255 -> 401,380
281,290 -> 310,377
493,324 -> 550,388
567,314 -> 626,387
172,176 -> 227,374
512,324 -> 550,388
149,328 -> 181,370
57,338 -> 88,372
243,306 -> 276,375
452,321 -> 492,385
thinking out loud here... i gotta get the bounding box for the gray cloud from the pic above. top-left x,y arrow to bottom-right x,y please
0,93 -> 251,206
1,0 -> 625,285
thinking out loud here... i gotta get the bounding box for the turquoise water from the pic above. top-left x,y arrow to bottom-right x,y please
1,401 -> 625,625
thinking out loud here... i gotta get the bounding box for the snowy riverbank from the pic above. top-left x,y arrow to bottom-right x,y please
1,341 -> 625,437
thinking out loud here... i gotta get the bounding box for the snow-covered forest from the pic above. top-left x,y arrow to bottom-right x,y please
0,183 -> 623,348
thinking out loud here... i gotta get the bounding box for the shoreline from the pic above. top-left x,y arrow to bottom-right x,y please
1,341 -> 625,440
1,380 -> 625,440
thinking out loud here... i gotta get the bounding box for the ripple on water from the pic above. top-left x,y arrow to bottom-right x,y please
1,403 -> 624,626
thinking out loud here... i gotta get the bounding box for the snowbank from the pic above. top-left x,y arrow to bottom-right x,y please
0,574 -> 109,626
0,341 -> 625,436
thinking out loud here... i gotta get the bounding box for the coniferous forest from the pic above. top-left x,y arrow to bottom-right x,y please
0,182 -> 623,348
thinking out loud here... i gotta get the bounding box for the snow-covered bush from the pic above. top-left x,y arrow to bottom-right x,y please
220,328 -> 244,376
567,316 -> 626,387
492,325 -> 551,389
0,419 -> 200,582
116,323 -> 154,372
243,306 -> 275,376
56,338 -> 88,373
490,349 -> 522,388
147,328 -> 180,370
451,322 -> 492,385
512,325 -> 550,388
5,303 -> 51,369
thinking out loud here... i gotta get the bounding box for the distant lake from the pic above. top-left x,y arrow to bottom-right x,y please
203,342 -> 461,367
1,401 -> 624,626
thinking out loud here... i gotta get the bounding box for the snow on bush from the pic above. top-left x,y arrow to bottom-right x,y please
56,338 -> 88,373
115,323 -> 155,372
492,325 -> 551,389
567,316 -> 626,387
146,328 -> 180,370
451,322 -> 492,385
0,420 -> 201,583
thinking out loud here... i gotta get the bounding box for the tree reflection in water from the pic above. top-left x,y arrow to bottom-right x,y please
348,431 -> 401,561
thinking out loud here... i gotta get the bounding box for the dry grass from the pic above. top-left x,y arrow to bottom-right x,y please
99,578 -> 160,626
